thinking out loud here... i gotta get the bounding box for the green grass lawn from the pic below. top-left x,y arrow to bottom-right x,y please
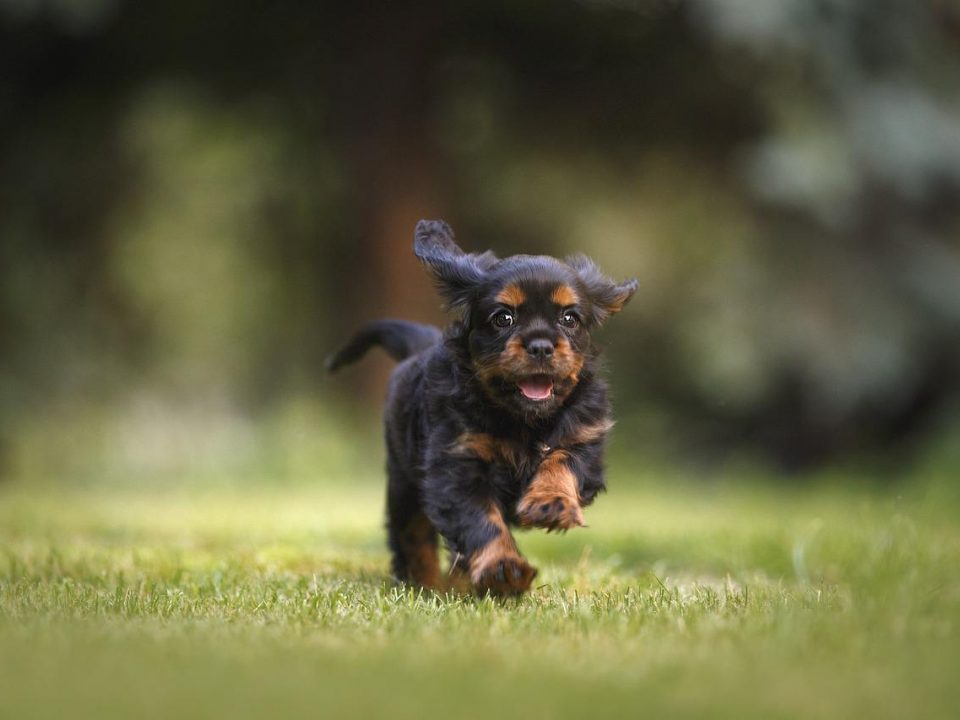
1,476 -> 958,719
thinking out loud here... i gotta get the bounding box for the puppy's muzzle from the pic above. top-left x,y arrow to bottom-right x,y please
525,338 -> 554,360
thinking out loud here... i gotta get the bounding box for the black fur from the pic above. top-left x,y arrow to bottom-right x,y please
324,319 -> 442,373
328,220 -> 637,595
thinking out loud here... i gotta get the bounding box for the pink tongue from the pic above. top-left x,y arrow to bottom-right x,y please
518,376 -> 554,401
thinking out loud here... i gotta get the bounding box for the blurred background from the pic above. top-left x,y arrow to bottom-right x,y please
2,0 -> 960,488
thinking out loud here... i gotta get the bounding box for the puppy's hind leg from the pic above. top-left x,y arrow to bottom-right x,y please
386,462 -> 441,589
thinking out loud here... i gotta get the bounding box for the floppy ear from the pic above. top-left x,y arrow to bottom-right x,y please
566,253 -> 638,325
414,220 -> 489,309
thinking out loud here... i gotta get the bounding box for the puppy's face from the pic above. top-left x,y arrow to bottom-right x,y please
468,258 -> 592,416
415,220 -> 637,419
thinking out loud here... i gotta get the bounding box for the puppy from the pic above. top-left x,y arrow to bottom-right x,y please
327,220 -> 637,595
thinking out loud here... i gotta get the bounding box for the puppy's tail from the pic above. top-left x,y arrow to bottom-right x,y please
325,320 -> 442,373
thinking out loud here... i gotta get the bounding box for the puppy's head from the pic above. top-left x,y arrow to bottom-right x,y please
415,219 -> 637,418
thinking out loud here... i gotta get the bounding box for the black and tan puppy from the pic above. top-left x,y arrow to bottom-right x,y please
327,220 -> 636,595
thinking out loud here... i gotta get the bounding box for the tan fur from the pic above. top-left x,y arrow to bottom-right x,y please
399,511 -> 441,588
449,432 -> 525,471
495,285 -> 526,307
476,334 -> 583,398
469,503 -> 537,595
561,418 -> 614,446
517,449 -> 585,531
605,288 -> 634,316
475,335 -> 528,383
551,285 -> 579,307
553,337 -> 585,395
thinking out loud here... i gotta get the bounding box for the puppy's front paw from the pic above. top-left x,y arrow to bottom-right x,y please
471,555 -> 537,596
517,492 -> 585,532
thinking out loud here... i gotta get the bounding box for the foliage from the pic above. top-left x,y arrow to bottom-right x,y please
2,2 -> 960,477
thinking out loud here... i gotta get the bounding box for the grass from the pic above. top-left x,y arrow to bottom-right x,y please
1,475 -> 958,719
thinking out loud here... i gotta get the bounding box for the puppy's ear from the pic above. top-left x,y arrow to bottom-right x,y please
566,253 -> 638,324
414,219 -> 490,309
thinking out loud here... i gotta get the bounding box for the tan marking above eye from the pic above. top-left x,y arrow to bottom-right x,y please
495,285 -> 527,307
551,285 -> 579,307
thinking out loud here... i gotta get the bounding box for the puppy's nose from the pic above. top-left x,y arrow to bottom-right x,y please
526,338 -> 554,359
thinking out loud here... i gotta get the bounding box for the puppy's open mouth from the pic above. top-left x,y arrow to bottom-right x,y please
517,375 -> 554,401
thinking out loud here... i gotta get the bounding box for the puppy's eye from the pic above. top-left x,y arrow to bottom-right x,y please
492,310 -> 515,328
560,311 -> 580,329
